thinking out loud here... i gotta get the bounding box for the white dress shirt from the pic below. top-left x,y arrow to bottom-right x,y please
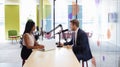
74,28 -> 79,45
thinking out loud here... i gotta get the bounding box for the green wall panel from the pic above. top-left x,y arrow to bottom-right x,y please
36,5 -> 40,27
5,5 -> 19,39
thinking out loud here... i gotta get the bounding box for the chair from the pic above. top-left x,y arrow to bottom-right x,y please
76,54 -> 89,67
8,30 -> 19,44
82,60 -> 88,67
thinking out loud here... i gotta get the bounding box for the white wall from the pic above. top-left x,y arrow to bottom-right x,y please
20,0 -> 37,35
0,1 -> 5,42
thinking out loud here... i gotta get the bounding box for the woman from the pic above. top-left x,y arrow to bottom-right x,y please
21,19 -> 44,66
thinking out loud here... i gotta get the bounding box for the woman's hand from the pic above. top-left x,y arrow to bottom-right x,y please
34,41 -> 44,49
38,45 -> 44,49
35,45 -> 44,49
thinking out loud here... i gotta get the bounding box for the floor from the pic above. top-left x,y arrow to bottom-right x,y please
0,39 -> 120,67
0,41 -> 22,67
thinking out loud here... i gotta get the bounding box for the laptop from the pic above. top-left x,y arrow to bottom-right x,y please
38,39 -> 56,51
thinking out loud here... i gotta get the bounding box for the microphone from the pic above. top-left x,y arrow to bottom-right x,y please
62,29 -> 69,32
36,26 -> 39,31
56,29 -> 69,34
46,32 -> 50,34
59,24 -> 62,27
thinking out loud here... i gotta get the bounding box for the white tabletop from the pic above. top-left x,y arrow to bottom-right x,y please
23,47 -> 81,67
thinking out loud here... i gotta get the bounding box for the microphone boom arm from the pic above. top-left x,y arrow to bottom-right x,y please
47,24 -> 62,34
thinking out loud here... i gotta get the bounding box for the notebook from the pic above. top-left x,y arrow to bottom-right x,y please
38,39 -> 56,51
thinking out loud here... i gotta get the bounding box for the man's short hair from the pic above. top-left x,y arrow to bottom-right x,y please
70,19 -> 79,27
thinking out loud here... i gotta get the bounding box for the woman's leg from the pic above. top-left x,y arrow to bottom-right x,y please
22,60 -> 25,66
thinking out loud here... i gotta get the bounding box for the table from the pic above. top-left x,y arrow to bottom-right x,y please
23,47 -> 81,67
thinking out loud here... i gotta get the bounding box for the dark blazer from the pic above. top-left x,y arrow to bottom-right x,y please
64,28 -> 92,61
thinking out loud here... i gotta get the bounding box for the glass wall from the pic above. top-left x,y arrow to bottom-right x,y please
80,0 -> 119,67
41,0 -> 82,42
41,0 -> 120,67
42,0 -> 53,32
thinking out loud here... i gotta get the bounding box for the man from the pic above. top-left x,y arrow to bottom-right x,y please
60,19 -> 92,64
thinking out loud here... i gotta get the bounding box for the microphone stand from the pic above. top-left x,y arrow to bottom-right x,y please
46,24 -> 63,47
56,25 -> 63,47
57,32 -> 62,47
46,24 -> 68,47
56,29 -> 68,47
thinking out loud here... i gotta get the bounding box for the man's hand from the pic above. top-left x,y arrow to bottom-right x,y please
66,45 -> 72,48
59,42 -> 64,47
